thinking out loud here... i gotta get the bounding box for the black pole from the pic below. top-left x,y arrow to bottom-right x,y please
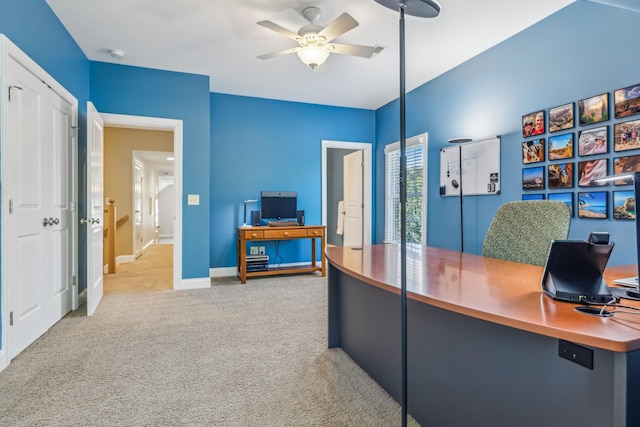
398,5 -> 408,427
459,146 -> 464,252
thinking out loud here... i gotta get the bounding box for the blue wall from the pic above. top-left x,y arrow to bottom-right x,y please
210,93 -> 375,268
0,0 -> 90,346
90,62 -> 211,279
375,1 -> 640,266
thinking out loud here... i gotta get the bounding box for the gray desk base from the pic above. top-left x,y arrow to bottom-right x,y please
328,264 -> 640,427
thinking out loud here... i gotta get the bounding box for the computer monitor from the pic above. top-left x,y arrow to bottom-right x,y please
260,191 -> 297,220
611,171 -> 640,288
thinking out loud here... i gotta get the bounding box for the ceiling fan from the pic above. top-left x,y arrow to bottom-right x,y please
257,7 -> 383,69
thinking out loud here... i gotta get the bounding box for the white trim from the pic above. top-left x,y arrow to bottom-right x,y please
321,140 -> 372,245
116,255 -> 136,265
100,113 -> 183,290
210,262 -> 324,279
210,267 -> 237,278
175,277 -> 210,290
384,135 -> 425,154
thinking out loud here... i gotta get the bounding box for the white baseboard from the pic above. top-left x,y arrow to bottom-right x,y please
116,255 -> 135,265
176,277 -> 211,290
0,348 -> 7,373
209,261 -> 321,279
210,267 -> 236,277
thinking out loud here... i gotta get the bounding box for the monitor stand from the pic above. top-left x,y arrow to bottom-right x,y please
267,220 -> 299,227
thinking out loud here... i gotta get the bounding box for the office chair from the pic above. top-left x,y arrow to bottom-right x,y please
482,200 -> 571,266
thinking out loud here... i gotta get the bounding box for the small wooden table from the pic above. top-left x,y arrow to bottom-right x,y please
237,225 -> 326,283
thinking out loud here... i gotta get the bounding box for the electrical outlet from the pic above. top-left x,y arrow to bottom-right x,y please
250,246 -> 259,255
258,246 -> 265,255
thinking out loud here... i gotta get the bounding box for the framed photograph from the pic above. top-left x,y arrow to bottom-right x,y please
522,110 -> 545,137
613,154 -> 640,185
548,133 -> 574,160
523,194 -> 545,201
613,119 -> 640,152
613,190 -> 635,220
522,166 -> 544,190
578,93 -> 609,126
578,191 -> 608,219
548,162 -> 573,189
578,159 -> 608,187
578,126 -> 608,156
548,192 -> 574,217
548,103 -> 574,133
614,83 -> 640,119
522,139 -> 544,163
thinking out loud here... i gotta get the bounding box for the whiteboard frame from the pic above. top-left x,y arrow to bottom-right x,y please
440,136 -> 501,197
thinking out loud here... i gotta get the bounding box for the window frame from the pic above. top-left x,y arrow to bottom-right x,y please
384,133 -> 428,245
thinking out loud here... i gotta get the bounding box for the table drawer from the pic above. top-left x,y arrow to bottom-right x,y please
243,230 -> 264,239
264,229 -> 307,239
306,228 -> 324,237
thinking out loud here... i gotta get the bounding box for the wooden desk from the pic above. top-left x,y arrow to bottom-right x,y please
325,244 -> 640,427
237,225 -> 326,284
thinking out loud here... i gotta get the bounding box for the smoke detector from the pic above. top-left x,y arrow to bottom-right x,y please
109,49 -> 125,59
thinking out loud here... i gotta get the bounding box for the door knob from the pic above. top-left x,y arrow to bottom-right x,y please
43,218 -> 50,227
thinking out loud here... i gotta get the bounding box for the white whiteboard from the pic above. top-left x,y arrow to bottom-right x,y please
440,136 -> 501,196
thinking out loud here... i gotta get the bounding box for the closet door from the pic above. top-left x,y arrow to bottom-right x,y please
47,85 -> 74,323
5,56 -> 72,359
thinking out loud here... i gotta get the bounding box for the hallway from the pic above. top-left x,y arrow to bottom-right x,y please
103,243 -> 173,294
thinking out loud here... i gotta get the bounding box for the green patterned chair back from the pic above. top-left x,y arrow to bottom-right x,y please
482,200 -> 571,266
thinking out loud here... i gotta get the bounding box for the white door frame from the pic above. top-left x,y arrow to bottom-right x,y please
321,140 -> 372,246
100,113 -> 183,289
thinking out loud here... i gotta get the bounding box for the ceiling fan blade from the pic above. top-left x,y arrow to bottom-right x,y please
329,43 -> 384,58
257,20 -> 301,41
257,47 -> 300,60
317,13 -> 358,42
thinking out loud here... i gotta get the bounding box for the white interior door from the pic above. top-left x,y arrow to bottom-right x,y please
86,102 -> 104,316
5,56 -> 73,358
343,150 -> 363,247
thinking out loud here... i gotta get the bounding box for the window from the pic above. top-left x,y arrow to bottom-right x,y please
384,134 -> 427,244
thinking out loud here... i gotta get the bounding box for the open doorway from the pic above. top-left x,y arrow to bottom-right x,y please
321,140 -> 372,247
100,113 -> 182,292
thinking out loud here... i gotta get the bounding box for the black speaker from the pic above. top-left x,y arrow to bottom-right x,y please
296,210 -> 305,226
251,210 -> 261,226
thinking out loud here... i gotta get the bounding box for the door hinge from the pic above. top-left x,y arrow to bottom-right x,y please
8,85 -> 22,101
72,275 -> 77,287
9,312 -> 13,326
71,126 -> 79,138
9,199 -> 13,214
70,201 -> 76,213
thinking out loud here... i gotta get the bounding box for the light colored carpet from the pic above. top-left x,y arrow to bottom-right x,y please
104,243 -> 173,293
0,273 -> 417,426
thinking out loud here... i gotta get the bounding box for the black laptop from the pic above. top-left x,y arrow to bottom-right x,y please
541,240 -> 614,304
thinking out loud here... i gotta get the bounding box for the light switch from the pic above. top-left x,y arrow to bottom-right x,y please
187,194 -> 200,205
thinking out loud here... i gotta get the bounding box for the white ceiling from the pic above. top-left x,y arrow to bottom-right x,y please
45,0 -> 577,110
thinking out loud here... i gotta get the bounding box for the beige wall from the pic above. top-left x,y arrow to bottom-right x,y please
104,127 -> 173,258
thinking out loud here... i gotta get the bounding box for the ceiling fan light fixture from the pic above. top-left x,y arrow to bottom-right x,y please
297,45 -> 330,69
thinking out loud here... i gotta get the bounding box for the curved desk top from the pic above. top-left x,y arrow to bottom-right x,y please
325,244 -> 640,352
